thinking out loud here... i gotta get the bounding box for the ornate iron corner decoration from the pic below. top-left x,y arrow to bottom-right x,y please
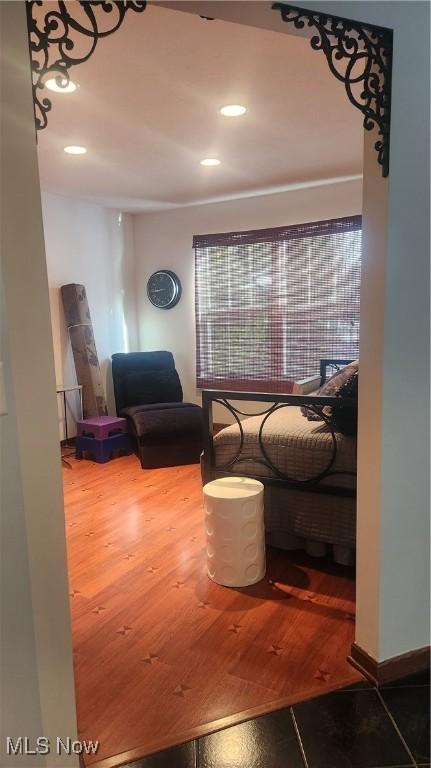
26,1 -> 147,131
272,2 -> 393,177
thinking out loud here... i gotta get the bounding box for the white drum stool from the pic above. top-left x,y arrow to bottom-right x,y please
203,476 -> 265,587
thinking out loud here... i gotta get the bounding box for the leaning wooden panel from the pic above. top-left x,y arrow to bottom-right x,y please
61,283 -> 108,418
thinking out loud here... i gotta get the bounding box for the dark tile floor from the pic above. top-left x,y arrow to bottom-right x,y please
127,670 -> 430,768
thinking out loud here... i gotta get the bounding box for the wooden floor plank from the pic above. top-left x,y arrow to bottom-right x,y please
63,454 -> 360,766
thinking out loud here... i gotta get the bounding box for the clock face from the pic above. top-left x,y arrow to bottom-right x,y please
147,270 -> 182,309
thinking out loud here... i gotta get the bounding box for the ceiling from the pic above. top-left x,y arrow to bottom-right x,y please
36,3 -> 363,212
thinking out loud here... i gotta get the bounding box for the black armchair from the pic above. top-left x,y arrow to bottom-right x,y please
111,351 -> 203,469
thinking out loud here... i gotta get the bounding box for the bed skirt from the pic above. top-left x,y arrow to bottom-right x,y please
262,484 -> 356,565
266,531 -> 355,566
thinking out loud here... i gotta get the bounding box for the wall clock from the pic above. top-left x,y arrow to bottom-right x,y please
147,270 -> 182,310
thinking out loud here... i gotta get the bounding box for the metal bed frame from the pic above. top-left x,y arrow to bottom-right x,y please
201,359 -> 357,500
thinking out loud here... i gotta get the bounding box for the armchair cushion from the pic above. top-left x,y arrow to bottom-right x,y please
112,351 -> 179,413
121,402 -> 197,419
122,402 -> 202,441
124,368 -> 182,407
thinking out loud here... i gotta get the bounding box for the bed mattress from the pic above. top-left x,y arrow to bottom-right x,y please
213,405 -> 356,489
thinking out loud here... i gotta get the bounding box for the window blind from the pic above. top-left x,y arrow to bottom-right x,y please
194,215 -> 362,392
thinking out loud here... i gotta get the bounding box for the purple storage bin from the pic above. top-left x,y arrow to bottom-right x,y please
77,415 -> 127,440
75,433 -> 132,463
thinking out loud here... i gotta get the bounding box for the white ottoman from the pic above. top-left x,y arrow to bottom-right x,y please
203,476 -> 265,587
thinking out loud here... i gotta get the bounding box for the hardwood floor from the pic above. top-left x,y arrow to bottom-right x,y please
63,454 -> 360,768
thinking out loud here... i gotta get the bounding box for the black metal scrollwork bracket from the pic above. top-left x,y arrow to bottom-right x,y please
272,2 -> 393,177
26,0 -> 147,131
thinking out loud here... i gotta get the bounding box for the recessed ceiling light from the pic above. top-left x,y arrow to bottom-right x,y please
46,77 -> 78,93
200,158 -> 221,166
220,104 -> 247,117
64,145 -> 87,155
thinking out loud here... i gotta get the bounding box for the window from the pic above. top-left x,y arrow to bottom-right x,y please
194,215 -> 362,392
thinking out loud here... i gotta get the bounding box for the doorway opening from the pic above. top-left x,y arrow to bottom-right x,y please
28,1 -> 391,764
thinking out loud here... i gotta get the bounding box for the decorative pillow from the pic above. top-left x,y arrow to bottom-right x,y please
124,368 -> 183,407
301,361 -> 359,422
325,370 -> 359,435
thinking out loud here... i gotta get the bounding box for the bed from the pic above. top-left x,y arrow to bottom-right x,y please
201,360 -> 358,566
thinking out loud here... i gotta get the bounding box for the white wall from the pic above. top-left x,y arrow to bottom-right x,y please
315,0 -> 430,665
42,193 -> 138,434
0,3 -> 78,764
133,177 -> 363,413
